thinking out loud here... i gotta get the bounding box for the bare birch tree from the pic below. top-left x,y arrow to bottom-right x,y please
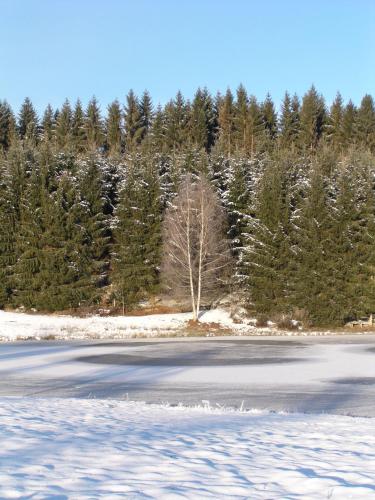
162,174 -> 230,321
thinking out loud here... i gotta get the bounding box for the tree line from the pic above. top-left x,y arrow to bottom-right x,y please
1,86 -> 375,155
1,86 -> 375,326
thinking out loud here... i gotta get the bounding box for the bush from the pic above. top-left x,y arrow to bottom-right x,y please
292,308 -> 311,328
275,314 -> 299,331
256,314 -> 269,328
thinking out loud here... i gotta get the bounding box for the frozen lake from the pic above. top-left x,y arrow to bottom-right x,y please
0,335 -> 374,416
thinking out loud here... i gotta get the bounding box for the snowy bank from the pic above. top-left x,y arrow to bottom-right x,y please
0,308 -> 261,341
0,398 -> 374,499
0,309 -> 373,341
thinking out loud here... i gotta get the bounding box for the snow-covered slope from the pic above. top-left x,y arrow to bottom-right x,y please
0,398 -> 374,499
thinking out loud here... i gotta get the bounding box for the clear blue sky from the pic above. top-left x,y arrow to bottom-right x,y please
1,0 -> 374,114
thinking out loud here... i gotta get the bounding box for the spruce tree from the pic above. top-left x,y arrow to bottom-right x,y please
242,159 -> 291,314
342,100 -> 357,148
72,99 -> 87,152
150,104 -> 166,152
41,104 -> 55,143
124,90 -> 142,152
189,88 -> 216,151
326,92 -> 344,149
164,91 -> 189,151
247,96 -> 264,155
18,97 -> 38,143
12,160 -> 43,308
139,90 -> 153,143
291,163 -> 336,324
217,88 -> 235,155
356,94 -> 375,150
112,156 -> 161,308
85,96 -> 104,151
0,100 -> 15,150
55,99 -> 72,149
261,93 -> 277,145
76,155 -> 111,297
337,154 -> 375,317
106,99 -> 123,155
36,168 -> 97,310
0,159 -> 17,305
299,85 -> 326,150
279,92 -> 300,149
233,84 -> 250,153
223,157 -> 254,256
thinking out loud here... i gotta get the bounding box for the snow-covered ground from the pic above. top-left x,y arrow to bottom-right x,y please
1,313 -> 374,498
0,308 -> 256,340
0,309 -> 371,341
0,398 -> 374,499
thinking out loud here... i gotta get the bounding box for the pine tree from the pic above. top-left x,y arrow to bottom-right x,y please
299,86 -> 326,150
337,154 -> 375,318
356,94 -> 375,150
106,99 -> 123,155
342,100 -> 357,148
0,100 -> 15,150
247,96 -> 264,155
0,158 -> 17,305
139,90 -> 153,143
223,157 -> 253,250
279,92 -> 300,149
85,96 -> 104,151
18,97 -> 38,143
150,104 -> 166,152
261,93 -> 277,145
326,92 -> 344,149
12,160 -> 43,308
55,99 -> 72,149
291,163 -> 336,324
76,155 -> 111,299
242,159 -> 291,313
233,84 -> 250,153
72,100 -> 87,152
41,104 -> 55,143
189,88 -> 216,151
36,168 -> 98,310
217,88 -> 235,155
124,90 -> 142,152
163,91 -> 188,151
112,156 -> 161,308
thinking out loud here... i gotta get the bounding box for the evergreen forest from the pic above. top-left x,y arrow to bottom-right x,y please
1,85 -> 375,326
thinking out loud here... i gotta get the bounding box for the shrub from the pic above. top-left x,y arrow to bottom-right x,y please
275,314 -> 299,331
256,314 -> 269,328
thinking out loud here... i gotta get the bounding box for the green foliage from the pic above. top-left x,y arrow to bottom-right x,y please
85,97 -> 104,150
356,95 -> 375,150
55,99 -> 72,149
0,100 -> 16,150
242,159 -> 292,314
41,104 -> 55,143
112,156 -> 162,306
18,97 -> 38,143
124,90 -> 143,152
299,85 -> 326,150
1,88 -> 375,325
279,92 -> 300,149
106,100 -> 123,155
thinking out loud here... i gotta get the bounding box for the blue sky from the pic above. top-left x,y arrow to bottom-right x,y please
0,0 -> 374,114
